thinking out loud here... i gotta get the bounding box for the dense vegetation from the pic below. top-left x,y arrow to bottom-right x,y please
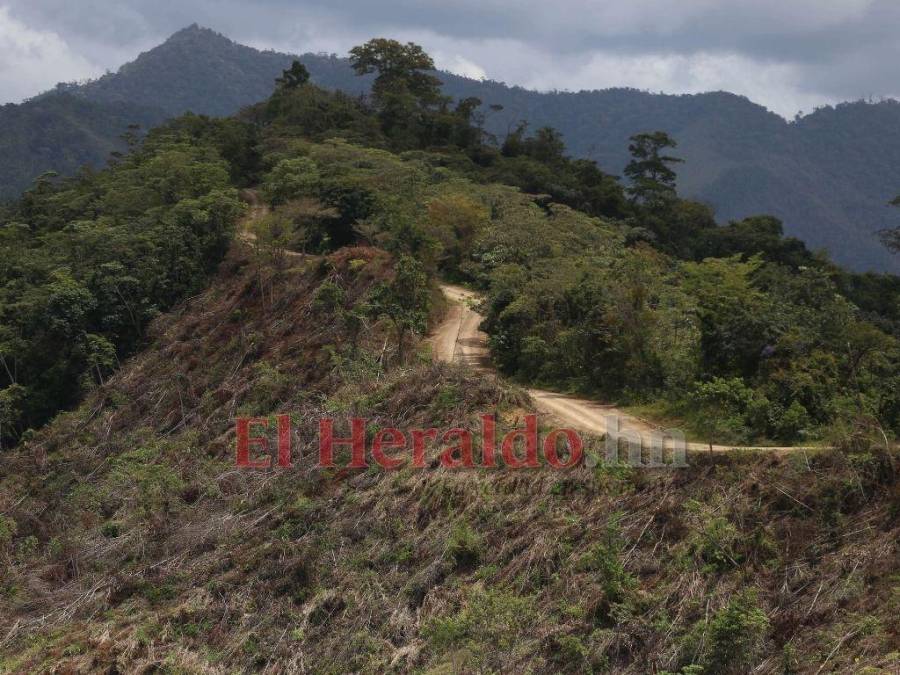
0,94 -> 166,200
0,39 -> 897,673
3,25 -> 900,272
0,119 -> 249,444
2,38 -> 898,452
240,48 -> 900,447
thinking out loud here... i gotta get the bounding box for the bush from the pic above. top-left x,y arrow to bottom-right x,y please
424,587 -> 537,670
689,516 -> 742,572
313,281 -> 345,313
445,521 -> 482,570
262,157 -> 320,206
0,515 -> 17,558
578,541 -> 637,605
705,590 -> 770,673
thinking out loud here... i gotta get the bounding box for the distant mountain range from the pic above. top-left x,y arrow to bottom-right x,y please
2,24 -> 898,273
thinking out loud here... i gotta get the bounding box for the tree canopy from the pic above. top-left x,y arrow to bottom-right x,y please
349,38 -> 444,109
276,60 -> 311,90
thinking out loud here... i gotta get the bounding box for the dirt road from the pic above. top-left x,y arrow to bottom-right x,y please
431,284 -> 808,454
235,193 -> 806,456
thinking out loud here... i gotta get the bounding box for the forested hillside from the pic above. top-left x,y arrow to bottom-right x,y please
62,25 -> 357,117
2,25 -> 899,271
2,39 -> 898,451
0,94 -> 167,200
0,116 -> 249,443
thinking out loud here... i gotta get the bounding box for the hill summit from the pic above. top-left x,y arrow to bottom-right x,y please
70,24 -> 297,117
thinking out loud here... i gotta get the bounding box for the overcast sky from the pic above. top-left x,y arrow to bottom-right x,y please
2,0 -> 898,118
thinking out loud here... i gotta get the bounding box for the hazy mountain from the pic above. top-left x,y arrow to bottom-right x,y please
2,24 -> 898,272
0,95 -> 166,200
440,82 -> 900,274
65,24 -> 335,117
0,26 -> 360,200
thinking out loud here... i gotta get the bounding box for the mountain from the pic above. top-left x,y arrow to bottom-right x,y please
0,94 -> 166,199
1,24 -> 899,273
0,26 -> 362,201
1,79 -> 898,670
436,81 -> 900,274
64,24 -> 348,117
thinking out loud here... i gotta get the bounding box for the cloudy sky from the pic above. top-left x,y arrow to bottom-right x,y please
1,0 -> 898,118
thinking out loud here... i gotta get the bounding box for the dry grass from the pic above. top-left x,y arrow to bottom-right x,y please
0,242 -> 898,673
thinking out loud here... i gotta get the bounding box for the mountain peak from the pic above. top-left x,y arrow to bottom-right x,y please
164,23 -> 232,45
66,23 -> 297,118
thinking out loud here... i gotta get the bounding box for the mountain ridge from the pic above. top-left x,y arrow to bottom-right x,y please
3,24 -> 899,272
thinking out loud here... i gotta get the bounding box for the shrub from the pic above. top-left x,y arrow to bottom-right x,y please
551,634 -> 590,671
578,541 -> 637,605
705,590 -> 770,673
424,587 -> 537,669
100,521 -> 122,538
0,515 -> 16,553
313,280 -> 345,313
107,446 -> 185,520
445,521 -> 482,570
689,516 -> 742,572
262,157 -> 320,206
774,400 -> 810,442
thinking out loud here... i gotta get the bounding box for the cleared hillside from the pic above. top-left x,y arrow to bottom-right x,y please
1,230 -> 897,673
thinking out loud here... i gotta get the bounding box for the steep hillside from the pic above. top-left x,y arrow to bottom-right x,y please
434,82 -> 900,274
68,25 -> 313,118
0,94 -> 166,200
1,232 -> 897,674
0,26 -> 359,200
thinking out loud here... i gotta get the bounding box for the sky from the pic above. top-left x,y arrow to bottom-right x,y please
1,0 -> 899,118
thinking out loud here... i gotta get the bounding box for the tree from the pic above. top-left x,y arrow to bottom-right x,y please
81,333 -> 117,387
278,198 -> 340,253
250,212 -> 293,271
425,193 -> 489,273
527,127 -> 566,165
0,118 -> 245,447
879,194 -> 900,253
372,255 -> 430,364
349,39 -> 446,147
624,131 -> 683,205
349,39 -> 443,109
262,157 -> 320,207
276,60 -> 310,90
0,384 -> 25,450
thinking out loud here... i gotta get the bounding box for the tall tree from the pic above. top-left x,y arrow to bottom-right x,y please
624,131 -> 683,205
349,39 -> 443,110
276,60 -> 311,90
372,255 -> 430,364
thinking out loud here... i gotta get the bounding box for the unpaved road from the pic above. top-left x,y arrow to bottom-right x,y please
432,284 -> 811,454
236,191 -> 807,456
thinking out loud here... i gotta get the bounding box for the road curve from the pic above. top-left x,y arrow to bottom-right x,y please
431,284 -> 808,454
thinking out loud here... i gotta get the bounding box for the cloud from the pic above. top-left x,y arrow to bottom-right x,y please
1,0 -> 899,117
0,6 -> 102,102
516,49 -> 827,119
434,54 -> 486,81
